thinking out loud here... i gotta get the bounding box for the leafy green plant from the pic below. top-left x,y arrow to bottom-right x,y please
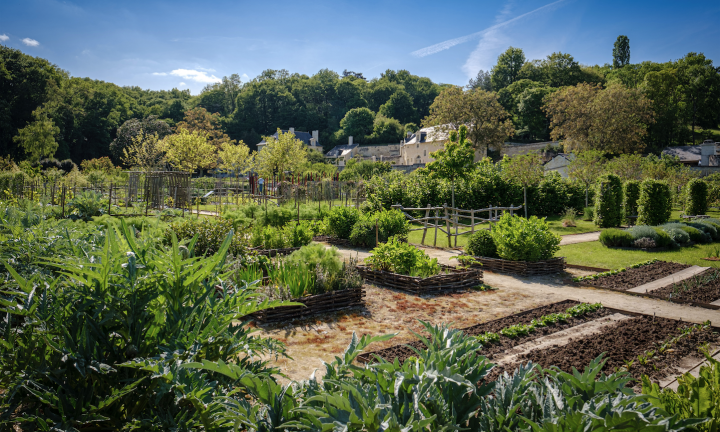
583,206 -> 594,221
561,206 -> 578,227
268,262 -> 316,299
500,323 -> 534,338
325,205 -> 360,239
476,332 -> 500,345
283,220 -> 314,247
490,213 -> 561,262
594,173 -> 623,227
642,349 -> 720,432
466,229 -> 498,257
285,243 -> 342,274
637,179 -> 672,226
365,236 -> 440,277
685,178 -> 709,216
68,190 -> 106,220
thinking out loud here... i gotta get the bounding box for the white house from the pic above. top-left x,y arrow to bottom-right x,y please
256,128 -> 322,152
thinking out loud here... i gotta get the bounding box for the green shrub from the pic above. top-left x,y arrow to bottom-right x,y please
490,213 -> 561,262
365,236 -> 440,277
652,227 -> 674,248
664,223 -> 708,244
627,225 -> 659,241
284,220 -> 314,247
349,209 -> 410,247
583,206 -> 594,221
599,229 -> 633,247
685,178 -> 708,216
623,180 -> 640,223
68,190 -> 106,220
637,179 -> 672,226
466,230 -> 498,257
167,217 -> 249,256
285,243 -> 342,275
325,206 -> 360,239
662,227 -> 691,246
257,205 -> 295,227
687,221 -> 719,241
594,174 -> 623,227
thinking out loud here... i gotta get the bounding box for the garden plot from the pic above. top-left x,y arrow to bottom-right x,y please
652,268 -> 720,306
357,300 -> 610,364
357,300 -> 719,385
579,260 -> 691,290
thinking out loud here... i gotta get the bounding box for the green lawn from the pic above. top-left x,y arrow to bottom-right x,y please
558,241 -> 720,270
545,216 -> 598,236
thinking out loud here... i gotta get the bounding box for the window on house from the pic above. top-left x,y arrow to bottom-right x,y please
416,143 -> 419,148
424,150 -> 426,156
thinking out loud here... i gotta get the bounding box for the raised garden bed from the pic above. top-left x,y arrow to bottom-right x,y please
652,268 -> 720,304
579,260 -> 691,291
499,314 -> 719,383
357,300 -> 605,364
250,246 -> 301,257
467,256 -> 566,276
251,286 -> 365,324
356,264 -> 482,294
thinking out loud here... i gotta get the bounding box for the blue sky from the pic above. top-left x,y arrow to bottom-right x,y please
2,0 -> 719,94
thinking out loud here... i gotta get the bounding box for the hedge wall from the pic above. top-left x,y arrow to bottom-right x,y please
685,178 -> 708,216
637,179 -> 672,226
594,174 -> 623,227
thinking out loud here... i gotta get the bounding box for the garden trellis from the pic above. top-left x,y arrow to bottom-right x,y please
391,203 -> 523,248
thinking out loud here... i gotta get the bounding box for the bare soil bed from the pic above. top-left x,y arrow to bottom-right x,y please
503,315 -> 718,382
358,300 -> 611,364
582,261 -> 691,290
652,268 -> 720,304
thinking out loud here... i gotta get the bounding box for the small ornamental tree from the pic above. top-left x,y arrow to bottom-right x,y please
501,153 -> 544,218
685,178 -> 708,216
426,125 -> 475,208
637,179 -> 672,226
594,174 -> 623,227
622,180 -> 641,223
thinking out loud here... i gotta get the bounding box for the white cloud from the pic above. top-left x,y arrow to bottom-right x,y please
197,67 -> 216,72
152,72 -> 168,76
242,73 -> 250,81
0,34 -> 8,42
22,38 -> 39,47
170,68 -> 221,83
411,0 -> 568,58
179,82 -> 187,86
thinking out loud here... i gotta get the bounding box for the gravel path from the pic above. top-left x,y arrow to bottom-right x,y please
559,231 -> 601,245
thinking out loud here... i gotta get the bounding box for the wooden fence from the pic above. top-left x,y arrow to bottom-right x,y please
391,203 -> 523,248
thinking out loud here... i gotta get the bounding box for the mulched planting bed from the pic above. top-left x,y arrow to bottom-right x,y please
582,260 -> 691,290
357,265 -> 483,295
652,268 -> 720,304
357,300 -> 611,364
468,256 -> 566,276
498,315 -> 718,383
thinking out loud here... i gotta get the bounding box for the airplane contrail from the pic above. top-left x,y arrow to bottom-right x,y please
411,0 -> 568,58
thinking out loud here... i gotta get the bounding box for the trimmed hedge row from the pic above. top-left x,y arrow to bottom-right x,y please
599,218 -> 720,249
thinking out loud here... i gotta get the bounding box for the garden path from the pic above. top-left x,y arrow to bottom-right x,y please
559,231 -> 601,245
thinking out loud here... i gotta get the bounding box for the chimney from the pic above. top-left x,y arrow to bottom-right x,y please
348,136 -> 353,145
289,127 -> 295,134
312,130 -> 319,144
406,131 -> 412,138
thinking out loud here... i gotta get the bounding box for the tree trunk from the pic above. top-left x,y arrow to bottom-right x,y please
585,185 -> 589,208
451,181 -> 455,209
524,186 -> 528,218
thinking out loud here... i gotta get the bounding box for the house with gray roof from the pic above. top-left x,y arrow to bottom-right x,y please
256,128 -> 321,152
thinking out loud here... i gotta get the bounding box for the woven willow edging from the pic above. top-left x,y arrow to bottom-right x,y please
357,264 -> 483,294
468,256 -> 565,276
250,287 -> 365,324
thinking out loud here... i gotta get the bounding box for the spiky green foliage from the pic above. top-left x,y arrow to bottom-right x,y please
0,221 -> 290,430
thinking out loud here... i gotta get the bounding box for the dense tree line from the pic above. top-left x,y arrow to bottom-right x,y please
468,37 -> 720,150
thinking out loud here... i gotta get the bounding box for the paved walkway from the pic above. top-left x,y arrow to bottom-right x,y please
559,231 -> 601,245
628,266 -> 709,293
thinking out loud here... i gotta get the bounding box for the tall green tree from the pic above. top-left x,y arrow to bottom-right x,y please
490,47 -> 526,90
339,107 -> 375,140
613,35 -> 631,69
426,125 -> 475,208
500,153 -> 544,217
13,110 -> 59,161
379,90 -> 416,125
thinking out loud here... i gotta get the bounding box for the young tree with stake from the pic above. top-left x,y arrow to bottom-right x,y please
426,125 -> 475,208
501,153 -> 544,218
568,150 -> 605,207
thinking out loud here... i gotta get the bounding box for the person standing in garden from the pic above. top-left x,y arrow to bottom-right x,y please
258,177 -> 264,195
